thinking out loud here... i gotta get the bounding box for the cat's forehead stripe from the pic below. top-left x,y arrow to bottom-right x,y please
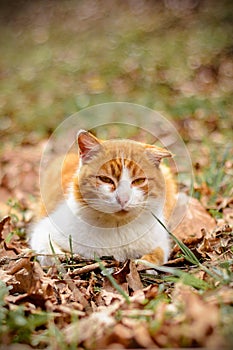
101,158 -> 143,181
124,159 -> 138,177
101,158 -> 122,181
112,158 -> 122,180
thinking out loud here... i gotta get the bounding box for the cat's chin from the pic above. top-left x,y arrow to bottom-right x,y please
113,207 -> 143,220
115,209 -> 130,216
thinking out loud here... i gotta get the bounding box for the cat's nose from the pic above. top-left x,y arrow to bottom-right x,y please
116,180 -> 131,208
116,194 -> 130,208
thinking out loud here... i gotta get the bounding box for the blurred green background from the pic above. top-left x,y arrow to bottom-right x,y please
0,0 -> 232,148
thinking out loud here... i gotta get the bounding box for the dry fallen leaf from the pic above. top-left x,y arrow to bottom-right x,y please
173,196 -> 216,240
133,323 -> 155,348
126,260 -> 143,291
113,259 -> 131,284
98,323 -> 134,348
64,304 -> 117,345
0,216 -> 11,241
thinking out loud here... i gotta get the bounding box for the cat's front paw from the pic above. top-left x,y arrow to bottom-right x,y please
140,246 -> 165,266
136,247 -> 165,275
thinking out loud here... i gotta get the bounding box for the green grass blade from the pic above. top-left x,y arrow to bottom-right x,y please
151,212 -> 200,265
136,260 -> 210,290
69,235 -> 74,263
49,235 -> 60,265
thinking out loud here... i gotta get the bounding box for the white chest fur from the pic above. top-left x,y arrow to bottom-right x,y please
29,191 -> 170,265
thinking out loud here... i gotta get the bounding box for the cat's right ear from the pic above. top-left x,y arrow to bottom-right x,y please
77,130 -> 102,163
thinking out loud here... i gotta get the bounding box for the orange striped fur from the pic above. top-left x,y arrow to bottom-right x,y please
40,138 -> 176,221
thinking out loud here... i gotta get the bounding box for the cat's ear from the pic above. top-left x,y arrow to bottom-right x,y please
77,130 -> 102,163
145,145 -> 172,166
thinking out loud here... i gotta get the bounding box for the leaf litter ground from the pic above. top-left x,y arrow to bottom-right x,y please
0,143 -> 232,349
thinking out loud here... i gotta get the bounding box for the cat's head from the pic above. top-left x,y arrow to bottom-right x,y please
73,130 -> 172,224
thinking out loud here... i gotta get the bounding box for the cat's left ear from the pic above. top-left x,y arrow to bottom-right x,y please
145,145 -> 172,166
77,130 -> 102,163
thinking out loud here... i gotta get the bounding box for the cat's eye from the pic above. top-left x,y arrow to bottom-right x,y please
97,175 -> 115,186
132,177 -> 147,187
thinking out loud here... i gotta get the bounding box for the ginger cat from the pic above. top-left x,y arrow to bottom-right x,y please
29,130 -> 177,266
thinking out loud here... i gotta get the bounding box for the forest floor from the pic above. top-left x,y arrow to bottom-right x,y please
0,1 -> 233,349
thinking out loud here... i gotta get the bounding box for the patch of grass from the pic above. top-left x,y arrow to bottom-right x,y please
0,281 -> 48,345
194,145 -> 233,206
